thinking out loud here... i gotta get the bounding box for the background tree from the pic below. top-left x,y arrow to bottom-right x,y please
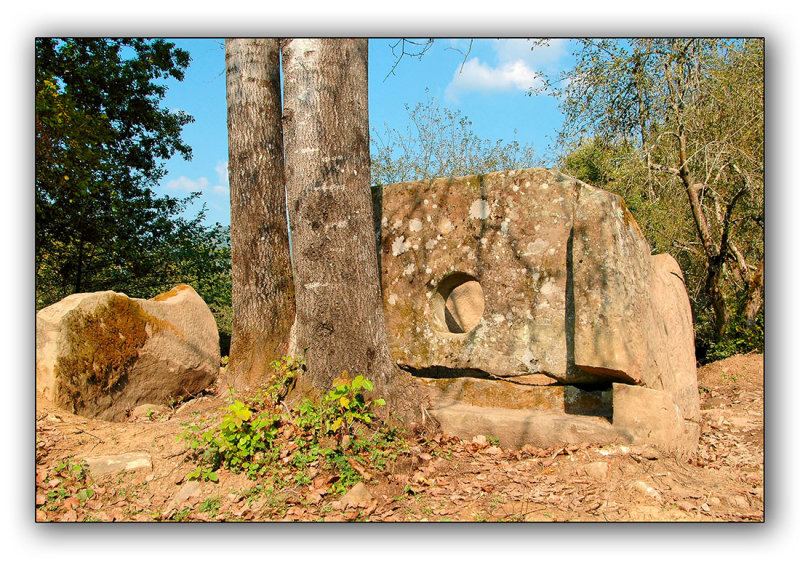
281,38 -> 421,417
537,38 -> 764,360
225,38 -> 295,389
36,38 -> 232,351
371,90 -> 538,185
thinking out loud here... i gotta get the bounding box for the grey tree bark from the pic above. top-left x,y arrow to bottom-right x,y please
281,38 -> 422,419
225,38 -> 295,390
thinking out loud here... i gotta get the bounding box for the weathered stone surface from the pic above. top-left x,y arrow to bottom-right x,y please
612,383 -> 700,454
36,284 -> 219,421
420,376 -> 612,417
82,452 -> 152,477
379,170 -> 575,379
431,403 -> 625,449
572,189 -> 699,420
378,168 -> 699,426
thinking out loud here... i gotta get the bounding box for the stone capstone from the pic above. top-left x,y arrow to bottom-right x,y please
36,284 -> 219,421
377,168 -> 700,452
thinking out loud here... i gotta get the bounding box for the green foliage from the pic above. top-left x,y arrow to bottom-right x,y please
321,371 -> 386,436
198,496 -> 221,517
703,306 -> 764,363
288,372 -> 400,494
35,38 -> 233,355
178,392 -> 280,481
255,356 -> 306,407
178,361 -> 404,498
39,459 -> 95,511
371,90 -> 538,185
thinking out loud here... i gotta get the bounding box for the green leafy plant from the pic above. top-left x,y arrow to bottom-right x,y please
198,497 -> 220,517
256,356 -> 305,406
40,459 -> 95,512
287,372 -> 403,494
322,371 -> 386,436
178,392 -> 281,481
179,364 -> 406,504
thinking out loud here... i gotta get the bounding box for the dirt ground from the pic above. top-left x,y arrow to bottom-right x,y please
34,353 -> 764,522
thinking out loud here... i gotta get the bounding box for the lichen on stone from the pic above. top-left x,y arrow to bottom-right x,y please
53,296 -> 161,414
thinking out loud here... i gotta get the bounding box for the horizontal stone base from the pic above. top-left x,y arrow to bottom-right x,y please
427,380 -> 700,454
419,376 -> 612,417
430,403 -> 625,449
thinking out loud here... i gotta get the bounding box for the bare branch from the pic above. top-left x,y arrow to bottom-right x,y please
384,39 -> 434,81
445,39 -> 473,75
650,162 -> 681,178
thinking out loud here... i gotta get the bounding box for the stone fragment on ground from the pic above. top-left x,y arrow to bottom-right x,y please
82,452 -> 152,477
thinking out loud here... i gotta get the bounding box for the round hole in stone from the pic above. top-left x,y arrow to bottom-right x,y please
431,273 -> 485,334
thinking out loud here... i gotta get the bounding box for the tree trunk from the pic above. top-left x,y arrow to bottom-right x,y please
743,257 -> 764,329
281,39 -> 422,420
225,38 -> 295,390
674,128 -> 730,341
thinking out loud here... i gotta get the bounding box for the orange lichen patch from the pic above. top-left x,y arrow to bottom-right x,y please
619,199 -> 645,239
53,296 -> 162,416
152,284 -> 191,302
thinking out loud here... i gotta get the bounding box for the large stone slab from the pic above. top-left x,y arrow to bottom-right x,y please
378,168 -> 699,425
571,189 -> 700,420
379,170 -> 576,379
36,284 -> 219,421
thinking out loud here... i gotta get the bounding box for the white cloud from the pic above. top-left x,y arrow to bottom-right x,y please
445,38 -> 568,100
446,58 -> 539,98
213,161 -> 229,194
216,161 -> 228,183
165,176 -> 208,192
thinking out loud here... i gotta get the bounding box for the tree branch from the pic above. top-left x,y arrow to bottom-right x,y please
384,39 -> 434,81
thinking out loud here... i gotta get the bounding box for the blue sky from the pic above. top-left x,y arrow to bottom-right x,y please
155,38 -> 573,227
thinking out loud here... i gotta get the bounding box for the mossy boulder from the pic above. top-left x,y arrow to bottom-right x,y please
36,285 -> 219,421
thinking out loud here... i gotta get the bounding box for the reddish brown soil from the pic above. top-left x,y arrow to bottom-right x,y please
35,354 -> 763,522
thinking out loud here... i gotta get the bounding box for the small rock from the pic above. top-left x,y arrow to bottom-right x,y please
632,480 -> 662,502
337,482 -> 374,510
729,495 -> 749,509
472,435 -> 488,446
169,481 -> 202,508
640,446 -> 659,460
584,461 -> 610,481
